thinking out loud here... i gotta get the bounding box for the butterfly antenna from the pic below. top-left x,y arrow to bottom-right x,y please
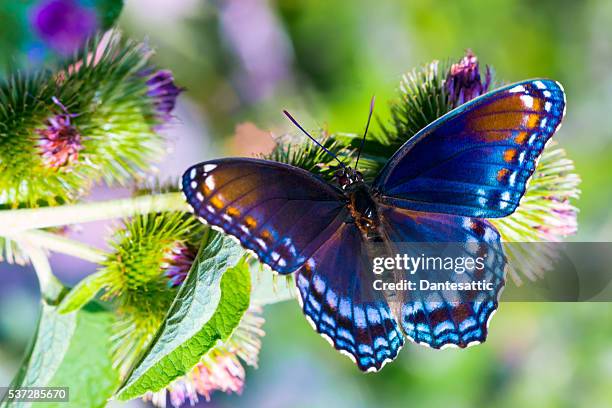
283,110 -> 347,169
354,95 -> 375,169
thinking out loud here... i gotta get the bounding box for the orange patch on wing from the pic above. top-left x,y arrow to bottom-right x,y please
469,112 -> 526,133
503,149 -> 517,163
227,207 -> 240,217
524,113 -> 540,129
210,196 -> 224,209
469,96 -> 522,115
515,131 -> 528,144
497,168 -> 509,182
261,229 -> 272,241
245,216 -> 257,229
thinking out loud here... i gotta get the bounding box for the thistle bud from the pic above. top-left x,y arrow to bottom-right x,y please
445,49 -> 491,107
145,70 -> 184,127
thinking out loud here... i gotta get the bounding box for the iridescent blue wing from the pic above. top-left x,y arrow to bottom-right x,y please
182,158 -> 347,274
379,205 -> 506,348
295,223 -> 404,372
374,79 -> 566,218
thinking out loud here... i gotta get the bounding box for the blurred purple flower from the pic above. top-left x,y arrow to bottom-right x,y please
146,70 -> 184,127
445,49 -> 491,107
37,113 -> 83,169
30,0 -> 98,55
219,0 -> 293,102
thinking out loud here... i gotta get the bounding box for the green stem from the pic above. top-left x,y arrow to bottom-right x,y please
19,243 -> 64,302
0,192 -> 189,234
8,230 -> 107,264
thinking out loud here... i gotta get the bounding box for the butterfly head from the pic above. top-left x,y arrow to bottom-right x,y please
334,167 -> 364,190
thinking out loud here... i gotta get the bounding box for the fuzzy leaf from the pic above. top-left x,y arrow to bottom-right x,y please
58,270 -> 108,314
115,231 -> 250,400
1,302 -> 119,408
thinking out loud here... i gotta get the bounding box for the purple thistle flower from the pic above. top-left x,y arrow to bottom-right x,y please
37,113 -> 83,169
162,243 -> 197,287
445,49 -> 491,107
30,0 -> 98,56
145,70 -> 184,127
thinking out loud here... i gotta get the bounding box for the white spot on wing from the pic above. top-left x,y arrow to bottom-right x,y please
203,164 -> 217,172
205,177 -> 215,191
509,85 -> 525,93
534,80 -> 546,89
255,238 -> 267,250
520,95 -> 534,108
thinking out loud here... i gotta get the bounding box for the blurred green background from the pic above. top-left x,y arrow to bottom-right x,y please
2,0 -> 612,407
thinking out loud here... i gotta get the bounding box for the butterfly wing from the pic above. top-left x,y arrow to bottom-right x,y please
379,205 -> 506,348
182,158 -> 347,274
295,222 -> 404,372
373,79 -> 566,218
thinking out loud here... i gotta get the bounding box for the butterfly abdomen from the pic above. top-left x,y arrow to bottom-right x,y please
345,183 -> 380,235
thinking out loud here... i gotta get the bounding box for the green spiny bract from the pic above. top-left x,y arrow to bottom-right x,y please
263,131 -> 353,181
99,211 -> 207,373
0,32 -> 168,209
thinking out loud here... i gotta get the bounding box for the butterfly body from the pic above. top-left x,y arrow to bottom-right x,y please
182,79 -> 566,372
339,173 -> 381,236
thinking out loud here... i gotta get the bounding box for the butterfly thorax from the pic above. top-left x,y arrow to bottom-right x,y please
336,168 -> 380,235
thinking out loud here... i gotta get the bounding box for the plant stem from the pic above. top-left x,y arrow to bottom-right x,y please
0,192 -> 189,234
8,230 -> 107,264
19,243 -> 64,302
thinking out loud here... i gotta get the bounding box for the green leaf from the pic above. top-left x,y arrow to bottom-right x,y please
1,302 -> 119,408
45,303 -> 120,407
115,231 -> 250,401
4,304 -> 76,403
57,270 -> 108,314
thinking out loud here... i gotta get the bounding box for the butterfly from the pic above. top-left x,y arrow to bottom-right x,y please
182,79 -> 566,372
